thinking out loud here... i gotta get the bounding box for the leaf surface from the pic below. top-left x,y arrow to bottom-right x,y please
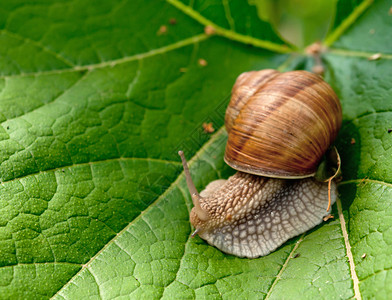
0,0 -> 391,299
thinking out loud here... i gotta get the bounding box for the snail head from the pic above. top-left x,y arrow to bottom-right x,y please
178,151 -> 211,235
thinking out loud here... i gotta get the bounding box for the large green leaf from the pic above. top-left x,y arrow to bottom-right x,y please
0,0 -> 391,299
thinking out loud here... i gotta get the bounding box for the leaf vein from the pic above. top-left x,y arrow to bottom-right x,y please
328,48 -> 392,59
325,0 -> 374,46
337,198 -> 361,299
359,266 -> 392,282
347,110 -> 392,124
165,0 -> 292,53
162,223 -> 192,295
0,69 -> 88,125
52,127 -> 228,298
0,30 -> 75,67
265,234 -> 305,299
0,157 -> 181,186
338,178 -> 392,189
0,262 -> 82,269
86,267 -> 103,299
222,0 -> 235,31
0,33 -> 210,79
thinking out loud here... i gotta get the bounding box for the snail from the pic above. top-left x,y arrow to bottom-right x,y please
179,69 -> 342,258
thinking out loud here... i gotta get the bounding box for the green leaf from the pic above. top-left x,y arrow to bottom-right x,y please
328,0 -> 371,35
326,0 -> 389,50
166,0 -> 294,52
0,0 -> 391,299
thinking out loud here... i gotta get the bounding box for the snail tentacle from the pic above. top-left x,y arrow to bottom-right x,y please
178,151 -> 209,221
179,70 -> 342,258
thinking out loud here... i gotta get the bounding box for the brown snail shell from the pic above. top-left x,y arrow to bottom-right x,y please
178,69 -> 342,258
224,70 -> 342,178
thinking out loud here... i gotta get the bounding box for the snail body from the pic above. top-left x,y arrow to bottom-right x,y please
179,70 -> 342,258
190,172 -> 336,258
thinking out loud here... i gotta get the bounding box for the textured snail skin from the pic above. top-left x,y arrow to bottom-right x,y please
190,172 -> 336,258
183,70 -> 341,258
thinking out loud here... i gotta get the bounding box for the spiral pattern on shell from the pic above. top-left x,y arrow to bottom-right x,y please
224,70 -> 342,178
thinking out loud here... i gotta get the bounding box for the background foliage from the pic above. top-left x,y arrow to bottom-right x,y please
0,0 -> 391,299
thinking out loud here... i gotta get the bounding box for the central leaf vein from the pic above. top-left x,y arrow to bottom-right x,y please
0,33 -> 210,79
